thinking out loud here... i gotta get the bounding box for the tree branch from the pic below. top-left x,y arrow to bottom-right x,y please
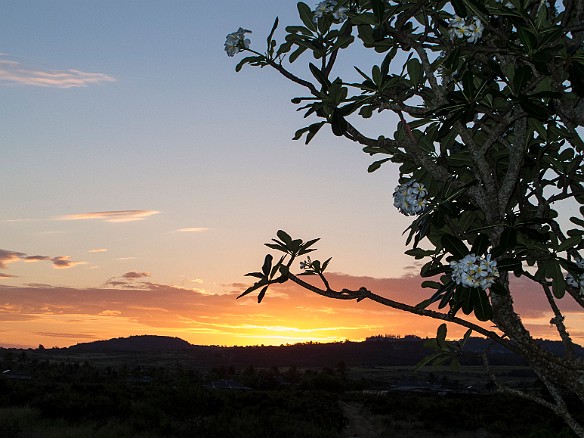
285,272 -> 517,353
542,283 -> 576,360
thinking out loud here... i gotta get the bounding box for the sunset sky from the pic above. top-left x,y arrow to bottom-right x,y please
1,1 -> 581,348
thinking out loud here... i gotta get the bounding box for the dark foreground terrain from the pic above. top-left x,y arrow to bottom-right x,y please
0,336 -> 581,437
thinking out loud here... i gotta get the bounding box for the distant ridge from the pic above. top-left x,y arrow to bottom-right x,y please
69,335 -> 193,352
64,335 -> 583,367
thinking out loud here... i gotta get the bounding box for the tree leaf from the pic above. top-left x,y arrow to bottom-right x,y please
309,63 -> 330,89
277,230 -> 293,246
473,288 -> 493,321
557,235 -> 582,252
266,17 -> 279,51
257,285 -> 269,303
297,2 -> 317,32
470,234 -> 490,256
371,0 -> 385,22
441,234 -> 470,259
497,258 -> 522,272
368,158 -> 391,173
289,45 -> 308,63
261,254 -> 273,276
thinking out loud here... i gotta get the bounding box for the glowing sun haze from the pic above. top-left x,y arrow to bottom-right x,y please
1,0 -> 582,348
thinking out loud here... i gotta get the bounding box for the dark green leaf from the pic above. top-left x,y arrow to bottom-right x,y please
267,17 -> 279,48
451,0 -> 468,17
309,63 -> 330,88
407,58 -> 422,84
261,254 -> 273,276
517,27 -> 537,53
421,281 -> 442,289
257,285 -> 268,303
265,242 -> 287,252
473,288 -> 493,321
497,258 -> 522,272
436,323 -> 448,349
457,287 -> 473,315
441,234 -> 469,259
470,234 -> 490,256
237,280 -> 266,299
331,111 -> 347,136
372,0 -> 385,22
496,227 -> 517,255
289,45 -> 308,63
368,158 -> 391,173
513,65 -> 532,93
277,230 -> 293,246
545,259 -> 566,298
297,2 -> 317,32
420,263 -> 449,278
557,235 -> 582,252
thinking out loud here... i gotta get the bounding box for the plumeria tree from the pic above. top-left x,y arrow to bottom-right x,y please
227,0 -> 584,433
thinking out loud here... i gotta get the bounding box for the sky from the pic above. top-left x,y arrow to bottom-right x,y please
0,1 -> 581,348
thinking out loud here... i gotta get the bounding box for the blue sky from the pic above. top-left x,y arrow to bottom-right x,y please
0,1 -> 573,347
1,1 -> 409,291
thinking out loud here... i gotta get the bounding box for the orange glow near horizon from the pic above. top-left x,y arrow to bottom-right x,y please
1,273 -> 581,349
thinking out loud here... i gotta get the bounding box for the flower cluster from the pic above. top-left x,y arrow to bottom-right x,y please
300,256 -> 313,270
566,257 -> 584,296
393,180 -> 428,216
448,16 -> 484,44
313,0 -> 348,23
450,253 -> 499,290
224,28 -> 251,57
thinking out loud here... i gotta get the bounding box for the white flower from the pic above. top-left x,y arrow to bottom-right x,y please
224,27 -> 251,57
566,257 -> 584,296
448,15 -> 484,43
332,6 -> 348,22
466,18 -> 484,43
393,180 -> 429,216
313,1 -> 335,21
313,0 -> 347,23
450,253 -> 499,290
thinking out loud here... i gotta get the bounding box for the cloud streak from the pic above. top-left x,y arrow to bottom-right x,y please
0,248 -> 83,271
0,57 -> 115,88
58,210 -> 160,223
177,227 -> 209,233
0,272 -> 582,348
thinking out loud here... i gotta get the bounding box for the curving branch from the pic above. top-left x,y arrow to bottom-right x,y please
285,271 -> 516,353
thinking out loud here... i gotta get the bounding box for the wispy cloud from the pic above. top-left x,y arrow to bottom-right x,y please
0,56 -> 115,88
177,227 -> 209,233
122,271 -> 150,279
0,250 -> 25,268
52,256 -> 84,269
0,218 -> 34,223
35,332 -> 96,339
0,248 -> 83,271
89,248 -> 108,253
58,210 -> 160,223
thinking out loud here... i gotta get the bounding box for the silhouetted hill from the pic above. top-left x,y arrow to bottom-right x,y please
62,334 -> 583,368
68,335 -> 192,352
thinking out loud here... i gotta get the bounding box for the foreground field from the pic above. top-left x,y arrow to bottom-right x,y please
0,356 -> 579,437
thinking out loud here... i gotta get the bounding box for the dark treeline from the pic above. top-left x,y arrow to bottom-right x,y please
0,338 -> 581,437
56,334 -> 584,368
